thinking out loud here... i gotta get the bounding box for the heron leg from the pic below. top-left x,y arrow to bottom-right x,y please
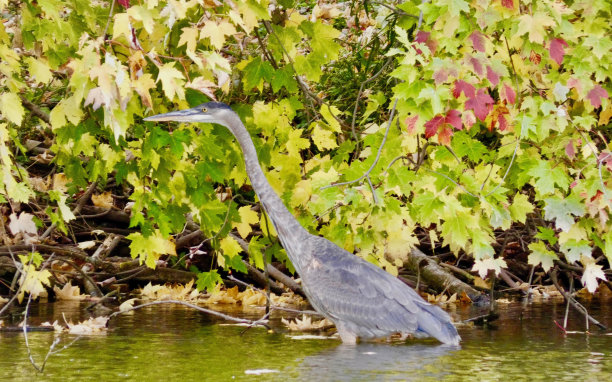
336,324 -> 358,344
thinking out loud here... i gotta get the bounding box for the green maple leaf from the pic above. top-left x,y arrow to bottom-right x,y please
560,239 -> 592,263
241,57 -> 275,92
528,161 -> 570,195
451,132 -> 488,162
543,195 -> 585,232
439,0 -> 470,17
535,226 -> 557,245
528,241 -> 558,272
413,192 -> 444,224
509,192 -> 534,223
196,270 -> 223,293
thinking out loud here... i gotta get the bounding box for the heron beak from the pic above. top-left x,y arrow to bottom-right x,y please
143,107 -> 218,123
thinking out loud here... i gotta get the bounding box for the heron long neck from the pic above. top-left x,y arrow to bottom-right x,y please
225,113 -> 310,271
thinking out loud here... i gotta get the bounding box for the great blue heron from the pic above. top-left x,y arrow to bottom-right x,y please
144,102 -> 461,345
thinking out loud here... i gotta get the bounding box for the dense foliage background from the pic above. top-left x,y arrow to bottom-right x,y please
1,0 -> 611,302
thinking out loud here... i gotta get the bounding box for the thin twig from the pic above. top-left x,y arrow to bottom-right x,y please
102,0 -> 116,38
321,98 -> 399,203
550,268 -> 606,331
108,300 -> 271,329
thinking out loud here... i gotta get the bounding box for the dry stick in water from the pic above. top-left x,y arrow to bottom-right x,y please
550,268 -> 607,331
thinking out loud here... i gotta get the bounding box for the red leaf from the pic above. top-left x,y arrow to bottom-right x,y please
549,38 -> 568,65
405,115 -> 419,134
469,31 -> 485,52
415,31 -> 430,43
566,139 -> 575,160
500,83 -> 516,104
465,89 -> 494,120
445,109 -> 462,130
433,68 -> 449,85
501,0 -> 514,9
470,56 -> 484,76
498,114 -> 509,131
438,126 -> 454,146
486,66 -> 500,87
424,115 -> 444,138
463,110 -> 477,129
118,0 -> 130,7
587,85 -> 609,108
453,80 -> 476,98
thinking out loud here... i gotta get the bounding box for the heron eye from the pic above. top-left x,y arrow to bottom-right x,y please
201,107 -> 208,113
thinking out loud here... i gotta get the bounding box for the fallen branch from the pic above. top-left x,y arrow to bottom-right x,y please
108,300 -> 271,330
402,247 -> 480,298
550,267 -> 607,331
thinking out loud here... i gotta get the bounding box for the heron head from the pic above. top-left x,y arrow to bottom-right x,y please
144,102 -> 235,127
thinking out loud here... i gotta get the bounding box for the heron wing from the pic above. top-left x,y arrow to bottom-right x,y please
300,236 -> 458,343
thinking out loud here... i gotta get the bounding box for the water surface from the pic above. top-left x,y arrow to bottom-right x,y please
1,300 -> 611,381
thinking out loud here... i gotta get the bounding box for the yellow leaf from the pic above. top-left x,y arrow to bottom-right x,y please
112,13 -> 132,40
92,191 -> 114,209
119,298 -> 137,312
517,12 -> 556,44
220,236 -> 242,257
18,264 -> 51,303
311,123 -> 338,151
200,20 -> 237,50
127,5 -> 156,34
290,179 -> 312,207
320,105 -> 342,133
178,27 -> 199,52
0,92 -> 24,125
310,167 -> 339,189
26,57 -> 53,84
132,73 -> 155,108
128,231 -> 177,269
286,128 -> 310,159
157,63 -> 186,101
52,173 -> 69,192
53,282 -> 87,301
233,206 -> 259,239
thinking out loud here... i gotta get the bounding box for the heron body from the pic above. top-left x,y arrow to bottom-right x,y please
145,102 -> 461,345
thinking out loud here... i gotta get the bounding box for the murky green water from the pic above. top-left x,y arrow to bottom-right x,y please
1,300 -> 611,381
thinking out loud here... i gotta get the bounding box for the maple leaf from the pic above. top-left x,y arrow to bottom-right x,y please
486,66 -> 500,87
445,109 -> 462,129
156,63 -> 186,101
586,85 -> 609,108
500,83 -> 516,104
53,282 -> 87,301
527,241 -> 558,272
581,261 -> 606,293
472,257 -> 507,278
405,115 -> 419,134
233,206 -> 259,239
127,231 -> 177,269
9,212 -> 37,235
501,0 -> 514,9
549,38 -> 568,65
424,115 -> 444,138
560,240 -> 591,263
543,196 -> 585,232
118,0 -> 130,7
469,31 -> 485,52
517,12 -> 556,44
529,50 -> 541,65
453,80 -> 475,98
465,89 -> 494,120
0,92 -> 25,125
553,82 -> 569,102
469,56 -> 484,76
186,77 -> 218,100
18,263 -> 52,303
